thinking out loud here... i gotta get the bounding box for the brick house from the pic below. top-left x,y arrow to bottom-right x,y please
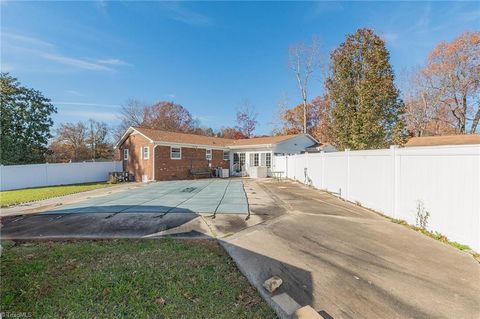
116,127 -> 317,181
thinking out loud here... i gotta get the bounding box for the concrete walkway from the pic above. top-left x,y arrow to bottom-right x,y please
222,180 -> 480,319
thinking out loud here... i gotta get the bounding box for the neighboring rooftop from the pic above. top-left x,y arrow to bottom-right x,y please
404,134 -> 480,147
118,126 -> 311,148
228,134 -> 300,146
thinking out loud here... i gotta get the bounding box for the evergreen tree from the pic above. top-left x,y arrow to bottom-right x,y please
0,73 -> 57,164
326,28 -> 405,150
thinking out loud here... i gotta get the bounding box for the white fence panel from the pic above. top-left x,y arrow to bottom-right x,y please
294,154 -> 307,183
306,153 -> 323,189
274,144 -> 480,251
348,149 -> 393,214
323,152 -> 347,196
286,156 -> 296,179
0,161 -> 123,191
273,156 -> 287,174
395,146 -> 479,251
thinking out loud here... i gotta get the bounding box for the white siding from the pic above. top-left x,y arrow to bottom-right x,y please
273,135 -> 316,154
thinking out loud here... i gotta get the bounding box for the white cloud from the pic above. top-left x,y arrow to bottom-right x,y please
2,31 -> 130,72
42,53 -> 113,71
96,58 -> 130,66
159,2 -> 212,26
2,31 -> 54,48
62,110 -> 119,121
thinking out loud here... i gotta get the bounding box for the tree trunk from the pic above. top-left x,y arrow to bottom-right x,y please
461,94 -> 467,134
470,107 -> 480,134
302,99 -> 307,134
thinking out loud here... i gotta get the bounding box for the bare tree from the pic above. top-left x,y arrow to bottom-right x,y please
422,31 -> 480,134
235,99 -> 258,138
400,68 -> 457,137
288,37 -> 321,134
271,93 -> 289,136
143,101 -> 195,133
116,99 -> 147,139
49,120 -> 114,162
86,119 -> 112,159
55,122 -> 88,161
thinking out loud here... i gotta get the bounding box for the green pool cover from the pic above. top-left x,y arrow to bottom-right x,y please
43,179 -> 248,215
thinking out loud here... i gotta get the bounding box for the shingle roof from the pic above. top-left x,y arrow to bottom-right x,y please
130,127 -> 305,148
404,134 -> 480,147
134,127 -> 233,147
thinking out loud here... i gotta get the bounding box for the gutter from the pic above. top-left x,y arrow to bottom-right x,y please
227,144 -> 273,150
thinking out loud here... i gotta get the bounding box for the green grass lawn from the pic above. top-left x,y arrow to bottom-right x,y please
0,239 -> 276,319
0,182 -> 112,207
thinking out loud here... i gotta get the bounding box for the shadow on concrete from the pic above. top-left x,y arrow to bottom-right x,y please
0,209 -> 332,319
219,239 -> 335,319
0,205 -> 201,240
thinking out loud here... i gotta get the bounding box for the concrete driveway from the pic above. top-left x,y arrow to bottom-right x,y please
222,180 -> 480,319
1,178 -> 479,318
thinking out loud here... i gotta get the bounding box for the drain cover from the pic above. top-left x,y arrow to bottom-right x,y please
181,187 -> 197,193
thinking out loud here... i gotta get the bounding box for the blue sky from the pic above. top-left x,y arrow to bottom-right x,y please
1,1 -> 479,135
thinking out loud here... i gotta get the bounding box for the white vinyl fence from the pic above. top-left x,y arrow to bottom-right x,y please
0,161 -> 123,191
273,145 -> 480,252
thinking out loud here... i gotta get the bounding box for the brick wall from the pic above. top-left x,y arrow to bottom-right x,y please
120,133 -> 153,182
154,146 -> 229,181
120,133 -> 230,181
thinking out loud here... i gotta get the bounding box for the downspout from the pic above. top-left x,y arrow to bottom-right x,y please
152,145 -> 159,182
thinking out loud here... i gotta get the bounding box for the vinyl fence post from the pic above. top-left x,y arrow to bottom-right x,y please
304,152 -> 308,185
285,155 -> 288,179
0,165 -> 3,191
321,151 -> 325,190
391,145 -> 400,218
345,149 -> 350,200
45,162 -> 49,186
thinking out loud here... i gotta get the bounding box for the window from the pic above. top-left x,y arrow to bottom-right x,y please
123,149 -> 129,160
249,153 -> 259,167
239,153 -> 245,167
142,146 -> 149,160
260,153 -> 266,167
223,151 -> 230,161
233,153 -> 245,173
206,149 -> 212,160
253,153 -> 259,167
171,147 -> 181,159
266,153 -> 271,168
